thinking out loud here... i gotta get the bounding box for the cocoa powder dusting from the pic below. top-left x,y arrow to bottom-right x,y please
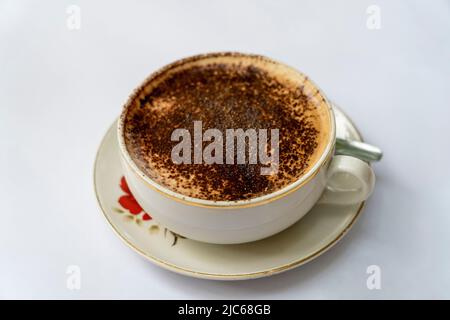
124,58 -> 323,201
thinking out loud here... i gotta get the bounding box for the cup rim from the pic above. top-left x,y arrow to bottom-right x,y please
117,52 -> 336,209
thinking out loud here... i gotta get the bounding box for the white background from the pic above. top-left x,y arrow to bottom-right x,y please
1,0 -> 449,299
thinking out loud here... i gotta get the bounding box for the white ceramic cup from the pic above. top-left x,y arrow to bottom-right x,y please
117,53 -> 375,244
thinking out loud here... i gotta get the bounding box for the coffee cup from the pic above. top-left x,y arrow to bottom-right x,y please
117,52 -> 375,244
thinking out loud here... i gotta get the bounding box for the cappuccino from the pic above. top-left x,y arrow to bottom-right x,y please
122,53 -> 331,201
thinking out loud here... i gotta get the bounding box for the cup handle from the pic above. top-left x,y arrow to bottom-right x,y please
318,155 -> 375,205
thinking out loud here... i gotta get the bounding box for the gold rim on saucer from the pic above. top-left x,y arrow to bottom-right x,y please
93,104 -> 368,280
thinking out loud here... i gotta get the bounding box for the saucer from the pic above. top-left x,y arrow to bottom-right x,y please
94,105 -> 367,280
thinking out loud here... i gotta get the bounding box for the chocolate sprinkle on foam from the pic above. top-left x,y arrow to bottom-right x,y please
123,53 -> 330,201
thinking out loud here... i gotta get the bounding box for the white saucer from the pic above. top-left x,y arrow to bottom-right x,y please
94,105 -> 367,280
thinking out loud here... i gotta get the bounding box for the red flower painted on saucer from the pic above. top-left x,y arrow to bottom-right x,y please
118,177 -> 152,221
